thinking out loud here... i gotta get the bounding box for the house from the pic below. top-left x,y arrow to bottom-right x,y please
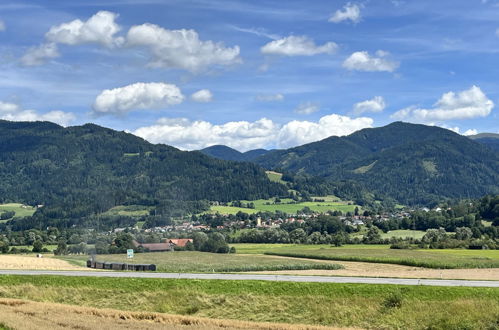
133,240 -> 172,252
167,238 -> 193,248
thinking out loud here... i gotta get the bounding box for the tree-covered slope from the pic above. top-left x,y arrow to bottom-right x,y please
0,120 -> 286,215
254,122 -> 499,204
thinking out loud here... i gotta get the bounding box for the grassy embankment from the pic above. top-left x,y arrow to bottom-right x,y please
60,251 -> 343,272
251,244 -> 499,269
0,275 -> 498,329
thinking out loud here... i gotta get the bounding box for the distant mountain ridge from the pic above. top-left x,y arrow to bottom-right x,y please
199,145 -> 271,161
250,122 -> 499,205
469,133 -> 499,152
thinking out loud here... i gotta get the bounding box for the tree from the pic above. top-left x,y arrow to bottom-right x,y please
363,226 -> 382,244
455,227 -> 473,240
53,240 -> 68,255
32,240 -> 43,253
192,232 -> 208,250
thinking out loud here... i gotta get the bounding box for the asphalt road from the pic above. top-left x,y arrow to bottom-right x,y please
0,270 -> 498,287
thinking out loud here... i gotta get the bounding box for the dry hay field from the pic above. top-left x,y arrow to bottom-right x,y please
0,298 -> 351,330
248,259 -> 499,280
0,255 -> 83,271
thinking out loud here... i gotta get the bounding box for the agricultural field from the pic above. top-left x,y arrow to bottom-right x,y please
260,244 -> 499,269
0,275 -> 498,329
0,203 -> 36,222
101,205 -> 152,217
60,251 -> 343,272
0,254 -> 82,270
206,197 -> 359,215
352,229 -> 427,240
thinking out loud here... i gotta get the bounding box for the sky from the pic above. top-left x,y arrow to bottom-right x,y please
0,0 -> 498,151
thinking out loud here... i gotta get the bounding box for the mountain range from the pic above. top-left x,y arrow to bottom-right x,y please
200,122 -> 499,205
469,133 -> 499,152
0,120 -> 286,226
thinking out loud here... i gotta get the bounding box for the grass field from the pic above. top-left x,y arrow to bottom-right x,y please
0,298 -> 329,330
207,197 -> 359,215
352,229 -> 426,240
101,205 -> 152,217
60,251 -> 343,272
0,275 -> 498,329
0,203 -> 36,222
261,244 -> 499,269
265,170 -> 286,184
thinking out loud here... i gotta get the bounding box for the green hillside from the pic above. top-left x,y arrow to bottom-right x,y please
254,122 -> 499,205
0,120 -> 286,229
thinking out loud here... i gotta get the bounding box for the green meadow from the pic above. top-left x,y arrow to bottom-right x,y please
0,275 -> 497,329
259,244 -> 499,269
0,203 -> 36,222
59,251 -> 343,272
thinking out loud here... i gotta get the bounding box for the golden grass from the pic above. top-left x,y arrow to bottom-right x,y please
249,259 -> 499,280
0,255 -> 84,270
0,298 -> 352,330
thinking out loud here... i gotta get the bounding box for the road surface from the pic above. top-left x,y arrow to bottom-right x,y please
0,270 -> 498,287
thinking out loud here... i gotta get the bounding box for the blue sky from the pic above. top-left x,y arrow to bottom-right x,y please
0,0 -> 498,151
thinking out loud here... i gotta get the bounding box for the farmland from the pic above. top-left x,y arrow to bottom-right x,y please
0,275 -> 498,329
257,244 -> 499,269
206,197 -> 359,215
0,203 -> 36,222
60,251 -> 343,272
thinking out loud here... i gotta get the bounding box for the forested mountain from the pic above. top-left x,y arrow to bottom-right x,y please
469,133 -> 499,152
200,145 -> 270,161
253,122 -> 499,205
0,120 -> 286,227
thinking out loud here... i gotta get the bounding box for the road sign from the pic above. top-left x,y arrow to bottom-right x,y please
127,249 -> 134,259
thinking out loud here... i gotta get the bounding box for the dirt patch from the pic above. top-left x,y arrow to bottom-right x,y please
248,259 -> 499,281
0,255 -> 84,270
0,298 -> 353,330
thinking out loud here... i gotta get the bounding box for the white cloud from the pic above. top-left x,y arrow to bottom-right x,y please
463,128 -> 478,136
343,50 -> 399,72
126,23 -> 241,72
294,101 -> 320,115
21,11 -> 122,66
0,101 -> 75,126
93,82 -> 184,115
0,20 -> 5,31
133,113 -> 373,151
261,35 -> 337,56
444,126 -> 478,136
391,86 -> 494,123
277,114 -> 373,148
329,2 -> 361,24
191,89 -> 213,103
46,11 -> 123,47
20,43 -> 59,66
353,96 -> 386,115
255,93 -> 284,102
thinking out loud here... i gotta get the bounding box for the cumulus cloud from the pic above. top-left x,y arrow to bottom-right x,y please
343,50 -> 399,72
126,23 -> 241,72
294,101 -> 320,115
21,11 -> 122,66
191,89 -> 213,103
329,2 -> 361,24
93,82 -> 184,115
261,35 -> 337,56
391,86 -> 494,123
0,101 -> 75,126
46,11 -> 123,47
447,126 -> 479,136
0,20 -> 5,31
21,43 -> 59,66
353,96 -> 386,115
133,113 -> 373,151
255,93 -> 284,102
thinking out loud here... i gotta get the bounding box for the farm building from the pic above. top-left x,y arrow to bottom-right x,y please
133,238 -> 193,252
